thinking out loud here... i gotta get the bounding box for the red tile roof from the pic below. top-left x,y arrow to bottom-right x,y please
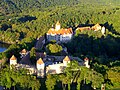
92,23 -> 101,30
77,27 -> 91,31
10,55 -> 17,60
47,28 -> 73,35
21,49 -> 27,54
37,58 -> 44,64
63,56 -> 70,61
56,21 -> 60,25
84,57 -> 89,61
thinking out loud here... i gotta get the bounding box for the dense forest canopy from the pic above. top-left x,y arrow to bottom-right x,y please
0,0 -> 120,89
0,0 -> 120,58
0,0 -> 120,14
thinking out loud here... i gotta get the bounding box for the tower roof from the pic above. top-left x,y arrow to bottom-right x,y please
10,55 -> 17,60
94,23 -> 101,27
84,57 -> 89,61
37,58 -> 44,64
47,28 -> 73,35
56,21 -> 60,25
21,49 -> 27,54
63,56 -> 70,61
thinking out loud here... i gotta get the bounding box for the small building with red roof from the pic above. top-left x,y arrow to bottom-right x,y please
10,55 -> 17,65
20,49 -> 28,58
91,23 -> 102,31
36,58 -> 45,77
63,56 -> 70,66
21,49 -> 27,55
76,27 -> 91,32
101,26 -> 106,36
84,57 -> 90,68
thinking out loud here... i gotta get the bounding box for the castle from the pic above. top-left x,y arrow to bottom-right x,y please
76,23 -> 106,36
10,51 -> 72,78
47,22 -> 106,43
10,49 -> 90,78
46,21 -> 73,43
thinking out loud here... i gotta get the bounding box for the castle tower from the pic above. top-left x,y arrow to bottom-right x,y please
55,21 -> 61,31
101,84 -> 105,90
36,58 -> 45,77
63,56 -> 70,66
20,49 -> 28,58
92,23 -> 101,31
20,49 -> 27,55
84,57 -> 90,68
101,26 -> 106,36
10,55 -> 17,65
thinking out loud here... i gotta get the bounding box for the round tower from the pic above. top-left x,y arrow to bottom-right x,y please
20,49 -> 27,55
10,55 -> 17,65
101,26 -> 106,36
36,58 -> 45,77
63,56 -> 70,66
101,84 -> 105,90
20,49 -> 28,58
84,57 -> 90,68
55,21 -> 61,30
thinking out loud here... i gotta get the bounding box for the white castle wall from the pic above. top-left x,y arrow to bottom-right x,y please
37,63 -> 45,77
10,60 -> 17,65
46,63 -> 65,74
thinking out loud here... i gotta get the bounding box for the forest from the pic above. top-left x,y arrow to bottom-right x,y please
0,0 -> 120,90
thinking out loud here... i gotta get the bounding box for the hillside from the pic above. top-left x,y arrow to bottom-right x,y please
0,0 -> 79,14
0,0 -> 120,89
0,0 -> 120,14
0,0 -> 120,58
0,0 -> 120,44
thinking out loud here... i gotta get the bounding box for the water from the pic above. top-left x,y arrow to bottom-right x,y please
0,43 -> 10,52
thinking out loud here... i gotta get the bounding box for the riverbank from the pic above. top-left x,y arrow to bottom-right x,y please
0,41 -> 11,45
0,43 -> 10,52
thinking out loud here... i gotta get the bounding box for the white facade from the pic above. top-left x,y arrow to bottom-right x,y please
10,55 -> 17,65
37,63 -> 45,77
46,21 -> 73,43
37,63 -> 45,70
101,26 -> 106,36
63,60 -> 70,66
60,34 -> 72,42
84,58 -> 90,68
47,34 -> 60,41
46,63 -> 65,74
84,60 -> 90,68
63,56 -> 71,66
10,60 -> 17,65
36,58 -> 45,77
47,34 -> 72,43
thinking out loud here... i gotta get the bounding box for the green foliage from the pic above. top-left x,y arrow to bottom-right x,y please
66,33 -> 120,65
0,0 -> 120,45
44,61 -> 104,90
106,67 -> 120,89
0,65 -> 40,90
93,63 -> 108,78
46,43 -> 63,55
0,1 -> 120,89
3,44 -> 21,59
0,0 -> 80,14
30,47 -> 36,64
45,74 -> 56,90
